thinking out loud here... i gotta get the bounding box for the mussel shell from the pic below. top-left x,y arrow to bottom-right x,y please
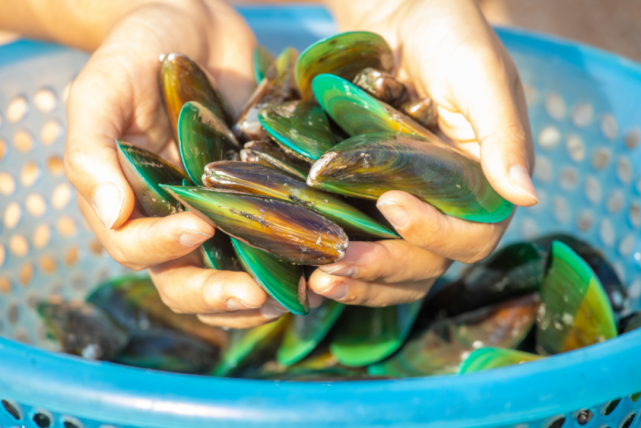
37,300 -> 128,361
295,31 -> 394,101
253,45 -> 275,84
536,241 -> 618,355
312,74 -> 432,138
330,300 -> 423,367
241,139 -> 311,181
203,161 -> 398,239
200,232 -> 241,272
352,67 -> 407,106
177,101 -> 240,184
162,185 -> 349,265
400,97 -> 438,129
458,348 -> 542,374
259,100 -> 335,162
116,329 -> 219,374
277,299 -> 345,366
308,132 -> 514,223
117,140 -> 188,217
160,53 -> 232,140
619,311 -> 641,334
232,238 -> 308,315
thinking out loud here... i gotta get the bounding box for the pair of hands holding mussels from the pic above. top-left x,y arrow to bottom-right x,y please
1,0 -> 537,329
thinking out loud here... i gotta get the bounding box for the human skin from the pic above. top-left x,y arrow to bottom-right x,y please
0,0 -> 535,328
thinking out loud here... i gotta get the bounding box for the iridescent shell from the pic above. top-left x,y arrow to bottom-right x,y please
352,68 -> 407,106
458,348 -> 542,374
253,45 -> 275,84
241,139 -> 310,181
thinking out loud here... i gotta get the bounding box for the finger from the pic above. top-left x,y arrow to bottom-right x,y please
198,299 -> 289,329
79,196 -> 215,270
317,241 -> 451,283
309,269 -> 433,307
149,252 -> 270,314
376,190 -> 513,263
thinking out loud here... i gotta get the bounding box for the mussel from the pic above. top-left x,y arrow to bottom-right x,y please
352,67 -> 407,106
240,139 -> 311,181
458,347 -> 542,374
253,45 -> 275,84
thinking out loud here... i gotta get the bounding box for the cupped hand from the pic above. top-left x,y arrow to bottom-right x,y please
64,0 -> 284,328
310,0 -> 536,306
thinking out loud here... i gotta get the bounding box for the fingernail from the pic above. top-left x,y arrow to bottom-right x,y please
226,297 -> 260,311
179,230 -> 213,247
509,165 -> 539,203
321,283 -> 348,300
377,201 -> 410,229
92,183 -> 123,229
319,264 -> 358,278
261,304 -> 288,320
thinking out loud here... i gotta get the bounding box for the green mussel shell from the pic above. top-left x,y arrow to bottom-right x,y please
162,185 -> 348,265
369,294 -> 539,378
259,100 -> 336,162
232,238 -> 308,315
211,314 -> 289,377
330,300 -> 422,367
312,74 -> 431,138
458,348 -> 542,374
117,140 -> 188,217
536,241 -> 618,355
619,311 -> 641,334
160,53 -> 232,140
203,161 -> 398,239
116,329 -> 219,374
400,97 -> 438,129
37,300 -> 128,361
277,299 -> 345,366
241,139 -> 311,181
253,45 -> 275,84
295,31 -> 394,101
353,68 -> 407,106
178,101 -> 240,184
308,132 -> 514,223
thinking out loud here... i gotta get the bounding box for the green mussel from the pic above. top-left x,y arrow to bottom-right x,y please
536,241 -> 618,355
619,311 -> 641,334
241,139 -> 311,181
253,45 -> 275,84
160,53 -> 232,140
259,100 -> 336,162
400,97 -> 439,129
458,348 -> 543,374
162,185 -> 349,265
117,140 -> 188,217
202,161 -> 398,239
116,329 -> 219,374
295,31 -> 394,101
352,68 -> 407,106
37,299 -> 128,361
312,74 -> 432,138
330,300 -> 423,367
308,132 -> 514,223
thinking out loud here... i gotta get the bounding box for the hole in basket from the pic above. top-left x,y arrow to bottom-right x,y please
7,302 -> 19,324
0,172 -> 16,195
548,417 -> 566,428
41,119 -> 62,146
4,201 -> 22,229
65,245 -> 79,267
621,413 -> 636,428
559,167 -> 578,191
606,190 -> 624,214
617,158 -> 633,184
52,183 -> 72,209
629,280 -> 641,301
39,255 -> 57,274
625,129 -> 640,150
26,292 -> 38,309
2,399 -> 21,419
538,126 -> 561,150
10,234 -> 29,257
535,155 -> 553,183
33,411 -> 52,428
63,416 -> 84,428
14,129 -> 33,153
599,219 -> 615,247
585,176 -> 602,204
566,134 -> 585,162
576,409 -> 593,426
20,262 -> 33,286
0,138 -> 6,163
553,196 -> 571,224
577,210 -> 594,232
0,277 -> 11,294
619,234 -> 635,256
601,114 -> 618,141
7,96 -> 28,123
89,239 -> 104,256
47,155 -> 64,176
26,193 -> 47,217
57,216 -> 77,238
630,203 -> 641,229
545,93 -> 566,120
71,274 -> 88,291
592,148 -> 611,171
631,392 -> 640,402
21,161 -> 41,187
34,88 -> 57,112
571,103 -> 593,127
604,398 -> 621,415
34,223 -> 52,249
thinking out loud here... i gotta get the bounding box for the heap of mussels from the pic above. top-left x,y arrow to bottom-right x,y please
37,32 -> 641,380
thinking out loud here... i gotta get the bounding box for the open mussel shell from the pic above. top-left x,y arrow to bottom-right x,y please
232,238 -> 308,315
312,74 -> 432,138
177,101 -> 240,184
211,314 -> 289,377
619,312 -> 641,334
536,241 -> 618,355
295,31 -> 394,101
277,299 -> 345,366
458,348 -> 542,374
259,100 -> 336,162
535,234 -> 628,314
353,68 -> 407,106
308,132 -> 514,223
117,140 -> 188,217
160,52 -> 232,140
203,161 -> 398,239
253,45 -> 275,84
241,139 -> 311,181
87,275 -> 229,348
116,329 -> 219,374
369,294 -> 539,378
330,300 -> 422,367
37,299 -> 128,361
400,97 -> 438,129
162,185 -> 349,265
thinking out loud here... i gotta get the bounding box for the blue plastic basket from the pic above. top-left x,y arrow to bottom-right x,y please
1,5 -> 641,428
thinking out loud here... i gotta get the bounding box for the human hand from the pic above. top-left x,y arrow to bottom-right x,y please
309,0 -> 536,306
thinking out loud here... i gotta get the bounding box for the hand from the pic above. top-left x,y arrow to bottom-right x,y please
62,0 -> 283,328
310,0 -> 536,306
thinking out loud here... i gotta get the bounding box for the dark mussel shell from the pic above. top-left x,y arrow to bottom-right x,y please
162,185 -> 349,265
352,67 -> 407,106
295,31 -> 394,101
308,132 -> 513,223
458,347 -> 542,374
203,161 -> 397,239
400,97 -> 438,129
619,311 -> 641,334
241,139 -> 311,181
